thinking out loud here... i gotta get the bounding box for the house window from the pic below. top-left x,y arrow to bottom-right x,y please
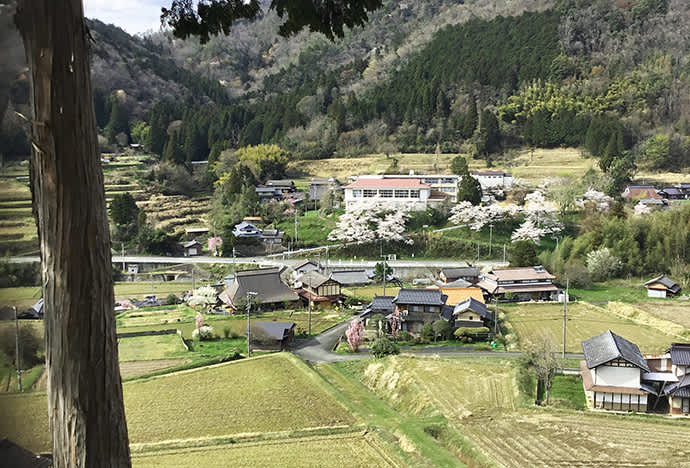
363,189 -> 377,198
394,189 -> 409,198
683,398 -> 690,414
379,189 -> 393,198
442,178 -> 454,184
444,187 -> 456,193
352,189 -> 362,198
423,178 -> 438,184
469,316 -> 473,320
410,190 -> 420,198
410,305 -> 421,312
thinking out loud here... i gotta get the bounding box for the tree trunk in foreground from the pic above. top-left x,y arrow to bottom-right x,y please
15,1 -> 131,466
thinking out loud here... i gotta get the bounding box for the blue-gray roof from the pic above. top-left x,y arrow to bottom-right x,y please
393,289 -> 446,306
453,297 -> 491,321
670,343 -> 690,366
246,321 -> 295,340
370,295 -> 395,312
581,330 -> 649,371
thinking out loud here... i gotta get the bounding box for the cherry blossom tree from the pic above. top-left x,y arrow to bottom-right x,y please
389,308 -> 402,337
329,202 -> 411,244
575,189 -> 614,213
514,190 -> 563,243
449,201 -> 506,231
345,319 -> 365,352
634,200 -> 652,216
187,285 -> 219,314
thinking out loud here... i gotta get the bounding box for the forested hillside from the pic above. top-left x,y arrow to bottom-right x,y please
3,0 -> 690,185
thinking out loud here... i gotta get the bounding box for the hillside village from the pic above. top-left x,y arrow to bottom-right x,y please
4,0 -> 690,467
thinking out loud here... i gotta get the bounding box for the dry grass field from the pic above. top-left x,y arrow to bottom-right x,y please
503,302 -> 681,353
132,432 -> 397,468
633,301 -> 690,329
463,410 -> 690,468
0,353 -> 355,453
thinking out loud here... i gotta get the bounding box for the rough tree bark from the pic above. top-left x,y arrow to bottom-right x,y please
14,1 -> 131,466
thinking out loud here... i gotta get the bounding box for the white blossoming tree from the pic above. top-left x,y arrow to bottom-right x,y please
575,189 -> 614,213
328,202 -> 411,244
634,200 -> 652,217
449,201 -> 507,231
187,285 -> 219,314
586,247 -> 622,281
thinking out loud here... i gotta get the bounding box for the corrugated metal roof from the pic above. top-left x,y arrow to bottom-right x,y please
581,330 -> 650,371
393,288 -> 445,306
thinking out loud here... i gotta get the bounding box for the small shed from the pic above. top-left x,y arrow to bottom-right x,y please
246,321 -> 296,351
644,275 -> 681,298
183,240 -> 203,257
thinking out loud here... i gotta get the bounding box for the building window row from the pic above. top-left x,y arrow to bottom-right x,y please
351,189 -> 421,199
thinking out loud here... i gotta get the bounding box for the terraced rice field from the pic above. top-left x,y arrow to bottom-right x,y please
132,432 -> 397,468
119,359 -> 189,379
633,301 -> 690,329
463,411 -> 690,468
0,353 -> 355,453
503,302 -> 679,353
360,356 -> 516,419
117,333 -> 188,362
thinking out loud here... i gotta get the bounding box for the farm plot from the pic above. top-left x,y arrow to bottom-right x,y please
463,410 -> 690,468
359,356 -> 517,419
0,353 -> 355,453
132,433 -> 396,468
633,301 -> 690,329
510,147 -> 599,183
503,302 -> 678,353
117,333 -> 188,362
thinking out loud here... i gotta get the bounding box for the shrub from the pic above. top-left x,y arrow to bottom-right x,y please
454,326 -> 490,339
165,294 -> 179,305
370,337 -> 400,358
420,323 -> 434,341
396,330 -> 413,343
432,320 -> 451,341
0,325 -> 43,369
473,343 -> 492,351
192,325 -> 214,341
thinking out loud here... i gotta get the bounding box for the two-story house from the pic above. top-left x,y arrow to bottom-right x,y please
661,343 -> 690,415
439,267 -> 480,285
391,289 -> 447,334
581,330 -> 654,412
343,177 -> 450,211
477,266 -> 559,301
295,270 -> 343,308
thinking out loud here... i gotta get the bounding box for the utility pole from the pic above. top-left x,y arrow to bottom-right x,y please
192,267 -> 196,290
477,242 -> 480,262
562,278 -> 569,359
380,253 -> 388,296
503,244 -> 506,264
14,307 -> 22,392
489,224 -> 493,257
232,247 -> 236,275
308,274 -> 312,335
294,207 -> 298,246
121,242 -> 125,271
494,296 -> 499,335
246,291 -> 258,357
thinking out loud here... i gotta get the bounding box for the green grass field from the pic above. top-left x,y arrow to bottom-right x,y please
117,334 -> 188,362
0,353 -> 355,453
569,279 -> 651,303
503,302 -> 680,353
276,209 -> 339,246
549,375 -> 586,410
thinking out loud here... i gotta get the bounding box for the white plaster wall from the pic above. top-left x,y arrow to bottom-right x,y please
595,366 -> 640,387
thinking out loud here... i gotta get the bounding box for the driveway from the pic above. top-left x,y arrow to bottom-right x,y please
292,319 -> 584,364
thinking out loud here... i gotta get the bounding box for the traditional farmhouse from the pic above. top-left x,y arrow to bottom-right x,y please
247,321 -> 296,351
343,177 -> 450,211
439,267 -> 480,284
365,295 -> 395,317
293,260 -> 321,276
330,269 -> 372,287
182,240 -> 203,256
447,297 -> 494,332
391,288 -> 447,334
621,185 -> 660,199
581,330 -> 653,412
255,185 -> 284,202
295,270 -> 343,308
232,221 -> 262,237
219,268 -> 299,311
469,170 -> 513,190
265,179 -> 297,193
657,186 -> 687,200
648,343 -> 690,415
644,275 -> 681,298
477,266 -> 559,301
309,177 -> 341,202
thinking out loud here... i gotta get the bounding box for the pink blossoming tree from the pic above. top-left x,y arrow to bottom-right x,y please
345,319 -> 365,352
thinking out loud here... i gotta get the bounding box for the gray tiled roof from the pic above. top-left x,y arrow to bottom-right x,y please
670,343 -> 690,366
644,275 -> 681,293
224,268 -> 299,305
247,321 -> 295,340
441,267 -> 480,278
393,288 -> 446,306
663,373 -> 690,396
297,270 -> 333,288
434,278 -> 473,288
370,295 -> 395,312
581,330 -> 650,371
330,270 -> 371,286
453,297 -> 492,321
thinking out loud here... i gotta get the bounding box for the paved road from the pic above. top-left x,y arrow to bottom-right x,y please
8,255 -> 507,270
292,319 -> 585,364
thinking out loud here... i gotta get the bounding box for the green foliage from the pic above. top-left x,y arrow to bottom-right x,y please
450,155 -> 469,176
130,120 -> 150,146
138,227 -> 179,255
510,241 -> 539,267
369,336 -> 399,358
638,134 -> 670,170
454,326 -> 490,339
458,173 -> 482,205
0,262 -> 40,288
109,193 -> 139,226
0,324 -> 43,370
373,262 -> 393,282
235,144 -> 289,181
420,323 -> 434,341
462,99 -> 478,139
477,109 -> 501,155
431,320 -> 451,341
105,96 -> 130,144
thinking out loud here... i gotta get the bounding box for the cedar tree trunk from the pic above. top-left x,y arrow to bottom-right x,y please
14,1 -> 131,466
